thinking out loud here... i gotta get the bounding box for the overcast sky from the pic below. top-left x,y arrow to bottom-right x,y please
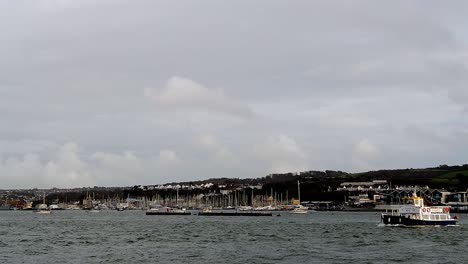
1,0 -> 468,188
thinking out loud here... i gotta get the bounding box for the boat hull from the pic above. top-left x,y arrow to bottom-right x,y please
146,211 -> 191,215
198,212 -> 272,216
289,210 -> 308,214
382,215 -> 457,226
33,210 -> 51,214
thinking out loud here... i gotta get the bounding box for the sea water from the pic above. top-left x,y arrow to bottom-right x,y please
0,211 -> 466,263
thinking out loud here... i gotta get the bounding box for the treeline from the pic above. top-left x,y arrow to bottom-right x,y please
40,164 -> 468,204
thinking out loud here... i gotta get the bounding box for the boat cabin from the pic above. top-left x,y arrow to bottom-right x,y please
386,197 -> 452,221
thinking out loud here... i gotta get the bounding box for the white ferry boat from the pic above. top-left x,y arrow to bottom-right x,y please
381,195 -> 458,226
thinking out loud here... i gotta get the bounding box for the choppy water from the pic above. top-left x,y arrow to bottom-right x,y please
0,210 -> 466,264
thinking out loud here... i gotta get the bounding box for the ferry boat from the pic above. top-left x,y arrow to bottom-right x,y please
381,195 -> 458,226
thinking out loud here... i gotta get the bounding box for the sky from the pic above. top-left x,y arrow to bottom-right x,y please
1,0 -> 468,188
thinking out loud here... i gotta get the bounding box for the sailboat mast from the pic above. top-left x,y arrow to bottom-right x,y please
298,180 -> 301,202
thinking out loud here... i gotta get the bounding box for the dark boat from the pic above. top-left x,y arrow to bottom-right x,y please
146,211 -> 191,215
198,211 -> 272,216
381,196 -> 458,226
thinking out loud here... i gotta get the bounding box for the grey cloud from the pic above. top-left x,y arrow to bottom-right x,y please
1,1 -> 468,187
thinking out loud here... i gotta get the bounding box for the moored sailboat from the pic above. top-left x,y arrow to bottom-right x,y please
289,180 -> 308,214
33,192 -> 51,214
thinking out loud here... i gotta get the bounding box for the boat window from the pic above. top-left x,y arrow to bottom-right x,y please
423,215 -> 429,220
440,215 -> 446,220
435,215 -> 440,220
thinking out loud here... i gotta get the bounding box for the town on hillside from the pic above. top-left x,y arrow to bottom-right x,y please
1,164 -> 467,213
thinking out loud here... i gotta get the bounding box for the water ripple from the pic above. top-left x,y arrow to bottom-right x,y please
0,211 -> 465,264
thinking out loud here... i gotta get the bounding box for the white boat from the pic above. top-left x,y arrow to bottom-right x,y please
34,192 -> 51,214
254,205 -> 278,211
146,206 -> 191,215
34,210 -> 51,214
86,206 -> 101,213
381,194 -> 458,226
96,204 -> 109,210
171,208 -> 187,213
202,207 -> 212,213
148,206 -> 186,213
289,205 -> 308,214
238,206 -> 253,211
289,181 -> 308,214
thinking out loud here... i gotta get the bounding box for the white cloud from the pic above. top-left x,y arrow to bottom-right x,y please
0,141 -> 181,188
351,139 -> 380,172
254,134 -> 308,174
195,134 -> 238,166
90,150 -> 144,186
155,149 -> 180,166
0,142 -> 96,188
196,134 -> 219,151
144,76 -> 253,118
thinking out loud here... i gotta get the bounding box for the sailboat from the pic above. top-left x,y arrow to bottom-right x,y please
34,192 -> 51,214
289,180 -> 308,214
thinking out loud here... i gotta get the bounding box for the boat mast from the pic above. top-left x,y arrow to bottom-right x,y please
251,188 -> 254,207
298,180 -> 301,203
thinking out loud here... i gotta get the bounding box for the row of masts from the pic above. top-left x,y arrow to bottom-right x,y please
75,181 -> 303,209
161,184 -> 300,208
80,181 -> 302,209
146,193 -> 291,208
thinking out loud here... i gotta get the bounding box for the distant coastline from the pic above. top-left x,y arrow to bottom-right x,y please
1,164 -> 467,212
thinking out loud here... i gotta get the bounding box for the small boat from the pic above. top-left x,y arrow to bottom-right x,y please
34,192 -> 51,214
254,205 -> 278,211
201,207 -> 212,213
381,194 -> 458,226
238,206 -> 253,211
34,210 -> 51,214
86,206 -> 101,213
289,180 -> 308,214
289,205 -> 308,214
